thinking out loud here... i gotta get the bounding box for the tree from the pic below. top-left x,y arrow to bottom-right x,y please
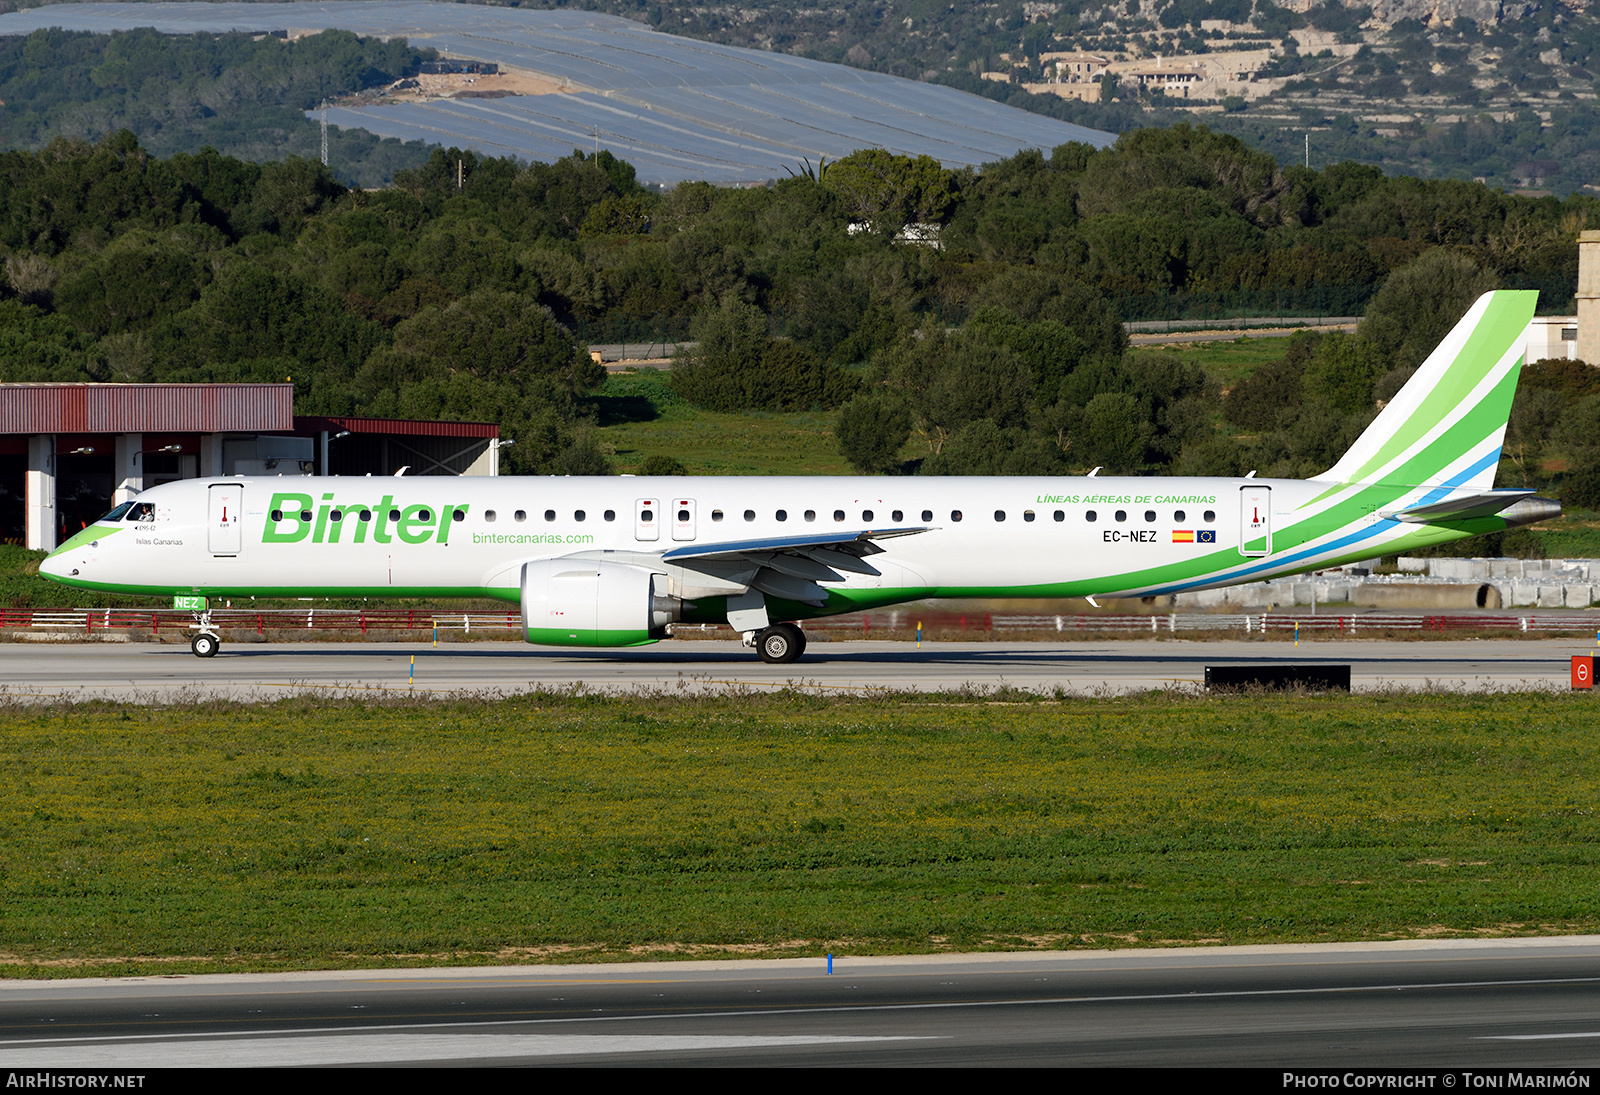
1073,391 -> 1152,473
835,392 -> 911,473
672,295 -> 858,412
1301,331 -> 1385,415
822,148 -> 959,228
883,324 -> 1034,451
921,419 -> 1068,475
1357,249 -> 1498,373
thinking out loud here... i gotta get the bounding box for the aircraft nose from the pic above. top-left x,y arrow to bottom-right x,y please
38,545 -> 87,580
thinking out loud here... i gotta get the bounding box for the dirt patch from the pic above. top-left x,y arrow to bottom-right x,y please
348,68 -> 587,108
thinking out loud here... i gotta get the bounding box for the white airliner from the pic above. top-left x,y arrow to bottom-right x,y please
41,291 -> 1560,662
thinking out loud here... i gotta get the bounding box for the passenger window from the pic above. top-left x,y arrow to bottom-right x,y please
1204,510 -> 1216,523
544,509 -> 556,522
452,509 -> 465,523
418,509 -> 432,523
1114,510 -> 1127,523
862,509 -> 874,522
387,509 -> 400,522
804,510 -> 816,522
1144,510 -> 1156,523
575,510 -> 586,522
604,510 -> 616,522
712,510 -> 724,522
304,510 -> 316,523
1085,510 -> 1096,522
331,510 -> 344,523
891,510 -> 903,522
1024,510 -> 1035,522
514,510 -> 527,523
639,509 -> 653,523
776,509 -> 788,522
359,510 -> 372,523
743,510 -> 756,521
485,510 -> 496,523
951,510 -> 963,522
1054,510 -> 1064,522
921,509 -> 933,522
993,510 -> 1005,522
1174,509 -> 1186,523
271,509 -> 283,522
833,509 -> 845,522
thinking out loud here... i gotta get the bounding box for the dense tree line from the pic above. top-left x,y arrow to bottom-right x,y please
0,27 -> 434,188
0,127 -> 1594,497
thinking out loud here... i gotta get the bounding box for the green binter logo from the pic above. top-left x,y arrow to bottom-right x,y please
261,492 -> 466,546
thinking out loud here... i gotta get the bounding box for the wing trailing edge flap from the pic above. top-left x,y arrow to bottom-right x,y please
661,527 -> 930,607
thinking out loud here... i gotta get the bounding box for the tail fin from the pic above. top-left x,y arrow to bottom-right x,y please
1318,290 -> 1538,490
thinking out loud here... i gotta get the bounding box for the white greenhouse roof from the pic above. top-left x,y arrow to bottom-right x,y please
0,1 -> 1116,184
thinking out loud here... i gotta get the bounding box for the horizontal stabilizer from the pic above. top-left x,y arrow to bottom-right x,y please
1380,490 -> 1535,524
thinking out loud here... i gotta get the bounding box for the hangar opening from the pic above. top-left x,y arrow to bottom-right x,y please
0,384 -> 500,550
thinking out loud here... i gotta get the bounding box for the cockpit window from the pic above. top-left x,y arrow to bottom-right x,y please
99,502 -> 135,523
129,502 -> 155,522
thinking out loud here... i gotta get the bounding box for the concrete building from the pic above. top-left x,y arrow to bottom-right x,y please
1521,315 -> 1580,362
1118,61 -> 1204,98
1578,230 -> 1600,366
0,384 -> 499,552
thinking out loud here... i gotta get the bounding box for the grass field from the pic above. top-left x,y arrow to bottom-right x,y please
595,370 -> 856,475
1133,334 -> 1295,389
587,338 -> 1286,475
5,689 -> 1599,978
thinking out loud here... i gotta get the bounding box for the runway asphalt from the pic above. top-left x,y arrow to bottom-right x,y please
5,939 -> 1600,1066
0,636 -> 1591,701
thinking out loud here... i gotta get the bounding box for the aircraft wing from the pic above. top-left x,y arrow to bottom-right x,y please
1379,490 -> 1536,524
661,527 -> 929,604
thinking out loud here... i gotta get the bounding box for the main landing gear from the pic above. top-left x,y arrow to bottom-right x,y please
754,622 -> 807,664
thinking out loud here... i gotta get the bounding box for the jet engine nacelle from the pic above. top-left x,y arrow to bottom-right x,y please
520,558 -> 681,647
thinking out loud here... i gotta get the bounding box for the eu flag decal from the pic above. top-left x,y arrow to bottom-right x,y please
1197,529 -> 1217,543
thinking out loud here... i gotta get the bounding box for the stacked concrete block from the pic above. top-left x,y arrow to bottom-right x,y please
1170,559 -> 1599,611
1321,581 -> 1357,603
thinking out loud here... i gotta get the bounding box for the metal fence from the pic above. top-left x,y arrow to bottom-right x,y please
0,608 -> 521,636
1112,277 -> 1576,327
3,608 -> 1595,638
800,611 -> 1600,635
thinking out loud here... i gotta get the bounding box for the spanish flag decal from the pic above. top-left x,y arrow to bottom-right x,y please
1173,530 -> 1195,543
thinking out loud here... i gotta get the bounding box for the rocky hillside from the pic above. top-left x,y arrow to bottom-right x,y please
534,0 -> 1600,192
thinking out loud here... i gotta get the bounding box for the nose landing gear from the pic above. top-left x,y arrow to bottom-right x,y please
189,609 -> 220,657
